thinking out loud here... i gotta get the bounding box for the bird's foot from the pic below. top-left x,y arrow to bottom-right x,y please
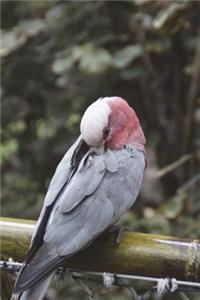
108,225 -> 133,246
57,266 -> 68,280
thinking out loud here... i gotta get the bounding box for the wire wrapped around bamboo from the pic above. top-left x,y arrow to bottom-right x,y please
0,217 -> 199,282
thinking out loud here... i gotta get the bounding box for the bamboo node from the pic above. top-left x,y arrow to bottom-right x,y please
188,240 -> 200,281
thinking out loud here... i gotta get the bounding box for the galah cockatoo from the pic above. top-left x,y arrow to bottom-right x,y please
12,96 -> 146,300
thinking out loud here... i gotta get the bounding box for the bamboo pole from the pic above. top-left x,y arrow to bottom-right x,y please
0,217 -> 200,283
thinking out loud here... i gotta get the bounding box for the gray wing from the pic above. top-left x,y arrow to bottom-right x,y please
44,135 -> 83,207
58,149 -> 119,213
44,149 -> 119,249
30,135 -> 84,242
13,146 -> 145,294
44,147 -> 145,256
13,149 -> 118,293
58,154 -> 105,213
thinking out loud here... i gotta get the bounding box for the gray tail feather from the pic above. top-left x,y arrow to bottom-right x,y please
12,256 -> 62,295
12,272 -> 55,300
12,244 -> 64,295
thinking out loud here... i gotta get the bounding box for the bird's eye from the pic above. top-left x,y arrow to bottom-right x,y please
103,126 -> 110,139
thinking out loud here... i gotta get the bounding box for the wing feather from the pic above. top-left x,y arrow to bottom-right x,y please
58,154 -> 106,213
44,136 -> 83,207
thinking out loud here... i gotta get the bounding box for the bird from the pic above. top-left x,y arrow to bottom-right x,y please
12,96 -> 146,300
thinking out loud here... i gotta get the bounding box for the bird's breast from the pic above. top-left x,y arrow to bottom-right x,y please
102,147 -> 145,223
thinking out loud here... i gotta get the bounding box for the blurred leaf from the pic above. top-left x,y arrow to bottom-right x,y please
119,65 -> 146,80
134,214 -> 171,235
36,119 -> 57,139
19,19 -> 46,36
2,97 -> 29,125
46,4 -> 66,25
0,29 -> 26,57
7,120 -> 26,135
0,139 -> 18,163
1,19 -> 46,57
153,3 -> 189,33
66,113 -> 81,129
52,44 -> 113,75
113,45 -> 143,68
157,192 -> 186,220
74,44 -> 113,74
2,172 -> 41,218
52,55 -> 76,74
146,39 -> 171,53
183,64 -> 195,76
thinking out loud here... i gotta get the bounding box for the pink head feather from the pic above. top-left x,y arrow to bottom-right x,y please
80,96 -> 146,152
106,97 -> 146,151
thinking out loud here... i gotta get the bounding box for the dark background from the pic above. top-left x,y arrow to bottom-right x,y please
1,1 -> 200,299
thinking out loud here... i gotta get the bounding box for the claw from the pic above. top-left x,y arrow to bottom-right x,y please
57,267 -> 68,280
108,225 -> 133,246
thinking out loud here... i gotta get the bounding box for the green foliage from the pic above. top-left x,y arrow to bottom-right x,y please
1,0 -> 200,299
2,0 -> 200,253
1,138 -> 18,163
113,45 -> 143,68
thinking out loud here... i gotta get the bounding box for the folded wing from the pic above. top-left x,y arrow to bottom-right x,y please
13,139 -> 120,293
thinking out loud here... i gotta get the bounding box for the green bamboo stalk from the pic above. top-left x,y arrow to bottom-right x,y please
0,217 -> 200,285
